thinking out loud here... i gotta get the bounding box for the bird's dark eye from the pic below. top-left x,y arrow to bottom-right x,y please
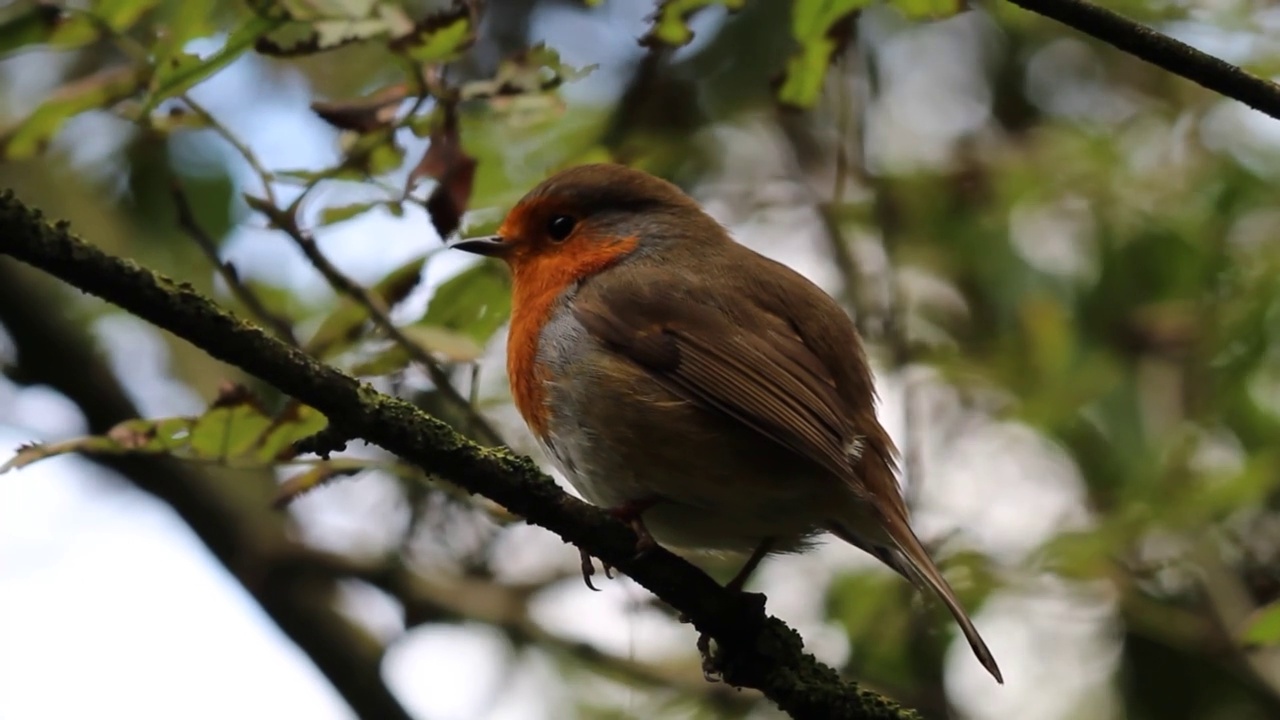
547,215 -> 576,242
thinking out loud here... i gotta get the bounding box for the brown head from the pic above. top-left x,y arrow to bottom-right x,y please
449,164 -> 725,437
448,163 -> 724,281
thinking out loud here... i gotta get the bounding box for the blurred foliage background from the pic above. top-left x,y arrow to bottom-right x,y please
2,1 -> 1280,719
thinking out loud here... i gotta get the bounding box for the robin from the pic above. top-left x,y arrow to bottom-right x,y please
449,163 -> 1003,683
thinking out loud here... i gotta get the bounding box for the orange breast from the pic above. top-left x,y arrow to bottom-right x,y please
505,237 -> 638,439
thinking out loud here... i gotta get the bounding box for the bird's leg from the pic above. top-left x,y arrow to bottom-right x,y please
680,538 -> 775,624
605,496 -> 661,554
726,537 -> 775,593
693,538 -> 776,680
578,497 -> 659,590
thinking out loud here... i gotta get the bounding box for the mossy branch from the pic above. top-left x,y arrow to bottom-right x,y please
0,192 -> 920,720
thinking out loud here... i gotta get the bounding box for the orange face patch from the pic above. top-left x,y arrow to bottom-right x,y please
504,232 -> 638,437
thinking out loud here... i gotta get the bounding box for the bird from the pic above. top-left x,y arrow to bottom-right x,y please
449,163 -> 1003,683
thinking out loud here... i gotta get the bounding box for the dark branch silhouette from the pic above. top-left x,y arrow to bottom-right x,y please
1008,0 -> 1280,121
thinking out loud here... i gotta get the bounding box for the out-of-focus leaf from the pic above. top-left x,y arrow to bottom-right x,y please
256,0 -> 412,55
1242,602 -> 1280,648
190,398 -> 274,459
306,254 -> 430,356
0,387 -> 328,471
641,0 -> 746,48
420,261 -> 512,345
140,104 -> 213,131
459,44 -> 594,103
0,65 -> 146,159
95,0 -> 164,29
142,13 -> 282,112
350,344 -> 414,377
255,402 -> 330,461
389,3 -> 473,62
351,325 -> 484,376
311,83 -> 409,132
274,459 -> 370,507
0,5 -> 63,58
776,0 -> 870,109
319,201 -> 385,226
341,128 -> 406,177
889,0 -> 965,19
826,571 -> 914,678
407,105 -> 476,238
276,0 -> 379,21
155,0 -> 220,48
405,325 -> 484,361
0,0 -> 166,57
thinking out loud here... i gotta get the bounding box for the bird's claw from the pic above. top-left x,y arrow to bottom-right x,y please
697,632 -> 722,683
579,547 -> 605,591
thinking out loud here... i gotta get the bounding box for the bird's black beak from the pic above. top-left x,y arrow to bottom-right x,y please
448,235 -> 508,257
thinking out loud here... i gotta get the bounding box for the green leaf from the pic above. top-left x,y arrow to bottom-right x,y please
155,0 -> 221,47
350,325 -> 483,379
406,325 -> 484,361
0,0 -> 163,58
641,0 -> 746,47
319,201 -> 385,226
305,254 -> 431,356
95,0 -> 164,30
278,0 -> 380,20
0,390 -> 328,471
389,6 -> 473,63
0,5 -> 63,58
889,0 -> 965,19
776,0 -> 871,109
274,459 -> 370,507
420,261 -> 512,345
350,325 -> 484,376
254,403 -> 329,461
459,44 -> 595,102
142,13 -> 283,112
0,65 -> 147,159
349,344 -> 414,377
1242,602 -> 1280,647
340,129 -> 406,177
189,401 -> 274,459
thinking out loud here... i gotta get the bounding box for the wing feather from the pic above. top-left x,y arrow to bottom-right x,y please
572,282 -> 865,495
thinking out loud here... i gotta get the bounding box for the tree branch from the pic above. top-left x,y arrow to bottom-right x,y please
0,263 -> 416,720
1006,0 -> 1280,121
169,178 -> 299,345
0,193 -> 920,720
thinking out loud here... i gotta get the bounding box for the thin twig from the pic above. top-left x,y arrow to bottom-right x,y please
260,202 -> 503,447
170,179 -> 298,345
183,88 -> 500,445
182,96 -> 280,207
1006,0 -> 1280,121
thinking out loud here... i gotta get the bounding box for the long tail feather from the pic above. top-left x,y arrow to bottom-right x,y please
830,519 -> 1004,684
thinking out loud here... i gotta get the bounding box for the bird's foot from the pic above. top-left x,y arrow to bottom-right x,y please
578,547 -> 615,591
697,632 -> 722,683
605,497 -> 660,556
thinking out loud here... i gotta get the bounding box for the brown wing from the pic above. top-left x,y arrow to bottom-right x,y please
571,278 -> 867,496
